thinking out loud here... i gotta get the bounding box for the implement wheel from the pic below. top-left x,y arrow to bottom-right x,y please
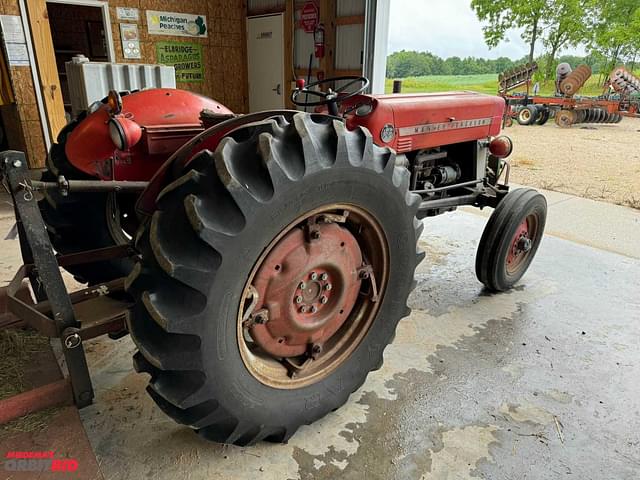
517,106 -> 537,125
555,110 -> 575,128
475,188 -> 546,292
535,108 -> 550,125
126,113 -> 423,445
38,119 -> 137,284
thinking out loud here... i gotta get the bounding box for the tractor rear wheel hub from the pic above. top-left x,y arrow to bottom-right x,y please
248,222 -> 363,358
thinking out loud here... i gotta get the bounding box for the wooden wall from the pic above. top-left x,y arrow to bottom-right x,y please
0,0 -> 46,167
109,0 -> 248,113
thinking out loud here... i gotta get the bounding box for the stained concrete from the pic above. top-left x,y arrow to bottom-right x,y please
1,190 -> 639,479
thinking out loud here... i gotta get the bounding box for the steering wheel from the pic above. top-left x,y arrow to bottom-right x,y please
291,76 -> 370,116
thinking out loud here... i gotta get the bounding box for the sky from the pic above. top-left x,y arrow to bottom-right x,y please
387,0 -> 587,60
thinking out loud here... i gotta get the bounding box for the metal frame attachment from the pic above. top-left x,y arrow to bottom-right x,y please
1,150 -> 135,408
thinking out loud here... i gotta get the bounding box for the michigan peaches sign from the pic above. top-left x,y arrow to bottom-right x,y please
146,10 -> 207,38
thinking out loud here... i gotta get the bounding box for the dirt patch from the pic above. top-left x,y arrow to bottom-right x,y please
506,116 -> 640,209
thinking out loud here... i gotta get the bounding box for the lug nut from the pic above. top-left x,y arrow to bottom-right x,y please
295,296 -> 303,304
320,296 -> 328,304
299,281 -> 306,289
320,273 -> 328,281
300,305 -> 308,313
310,272 -> 317,280
324,283 -> 332,291
310,305 -> 318,313
310,230 -> 321,240
312,344 -> 322,355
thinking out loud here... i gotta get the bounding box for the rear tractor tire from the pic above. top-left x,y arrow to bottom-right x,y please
126,113 -> 424,445
475,188 -> 547,292
38,120 -> 137,284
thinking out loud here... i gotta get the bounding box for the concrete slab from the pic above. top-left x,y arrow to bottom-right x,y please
0,190 -> 638,479
73,210 -> 640,480
463,184 -> 640,259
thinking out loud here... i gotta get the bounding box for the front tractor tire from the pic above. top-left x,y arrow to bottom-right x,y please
475,188 -> 547,292
126,113 -> 423,445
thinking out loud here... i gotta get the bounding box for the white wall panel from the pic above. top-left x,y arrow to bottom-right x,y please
294,28 -> 319,69
335,24 -> 364,70
337,0 -> 366,16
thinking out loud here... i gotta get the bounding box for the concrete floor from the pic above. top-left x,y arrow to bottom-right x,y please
2,188 -> 639,479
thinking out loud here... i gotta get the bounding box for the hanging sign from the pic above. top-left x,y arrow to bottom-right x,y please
120,24 -> 141,59
156,42 -> 204,83
146,10 -> 207,38
116,7 -> 139,21
0,15 -> 29,66
299,2 -> 319,33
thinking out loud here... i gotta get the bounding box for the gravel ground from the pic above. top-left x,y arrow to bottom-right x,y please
506,116 -> 640,209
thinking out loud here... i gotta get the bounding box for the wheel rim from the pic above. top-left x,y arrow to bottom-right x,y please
506,214 -> 538,276
520,109 -> 530,122
237,204 -> 389,389
105,192 -> 138,244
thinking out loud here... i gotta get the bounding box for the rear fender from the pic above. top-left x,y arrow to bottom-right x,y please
136,110 -> 301,217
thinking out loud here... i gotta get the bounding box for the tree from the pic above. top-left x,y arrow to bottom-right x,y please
542,0 -> 592,80
471,0 -> 550,63
589,0 -> 640,75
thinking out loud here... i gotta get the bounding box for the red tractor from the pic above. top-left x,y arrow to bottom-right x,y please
0,76 -> 546,446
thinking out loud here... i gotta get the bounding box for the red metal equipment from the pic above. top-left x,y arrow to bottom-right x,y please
500,63 -> 638,127
0,77 -> 547,445
66,89 -> 231,181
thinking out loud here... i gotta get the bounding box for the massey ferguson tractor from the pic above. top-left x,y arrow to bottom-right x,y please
0,76 -> 546,446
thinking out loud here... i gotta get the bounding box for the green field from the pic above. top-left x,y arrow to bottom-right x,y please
384,73 -> 609,97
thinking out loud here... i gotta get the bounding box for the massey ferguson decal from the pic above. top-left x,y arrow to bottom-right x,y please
398,117 -> 492,136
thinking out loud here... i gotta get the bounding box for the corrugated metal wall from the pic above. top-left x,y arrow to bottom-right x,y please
335,24 -> 364,70
294,28 -> 320,69
247,0 -> 285,16
293,2 -> 365,71
336,0 -> 366,17
251,2 -> 365,77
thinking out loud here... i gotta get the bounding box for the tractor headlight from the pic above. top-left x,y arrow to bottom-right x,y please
108,118 -> 127,150
108,117 -> 142,151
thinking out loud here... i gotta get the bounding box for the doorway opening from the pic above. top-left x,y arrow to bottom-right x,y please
45,1 -> 111,119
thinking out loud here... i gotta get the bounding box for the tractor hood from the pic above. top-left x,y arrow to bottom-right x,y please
345,91 -> 505,153
64,88 -> 232,180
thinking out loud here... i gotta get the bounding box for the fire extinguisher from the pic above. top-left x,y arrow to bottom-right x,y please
314,23 -> 325,58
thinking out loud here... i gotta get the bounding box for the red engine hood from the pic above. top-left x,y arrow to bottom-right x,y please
346,91 -> 505,152
64,88 -> 232,180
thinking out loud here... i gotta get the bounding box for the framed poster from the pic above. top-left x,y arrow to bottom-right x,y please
156,41 -> 204,83
146,10 -> 207,38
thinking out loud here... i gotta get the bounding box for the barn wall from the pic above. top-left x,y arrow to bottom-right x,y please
109,0 -> 248,113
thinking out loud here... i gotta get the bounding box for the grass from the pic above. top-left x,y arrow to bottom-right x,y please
385,73 -> 498,95
0,328 -> 50,401
0,329 -> 61,436
385,73 -> 611,97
